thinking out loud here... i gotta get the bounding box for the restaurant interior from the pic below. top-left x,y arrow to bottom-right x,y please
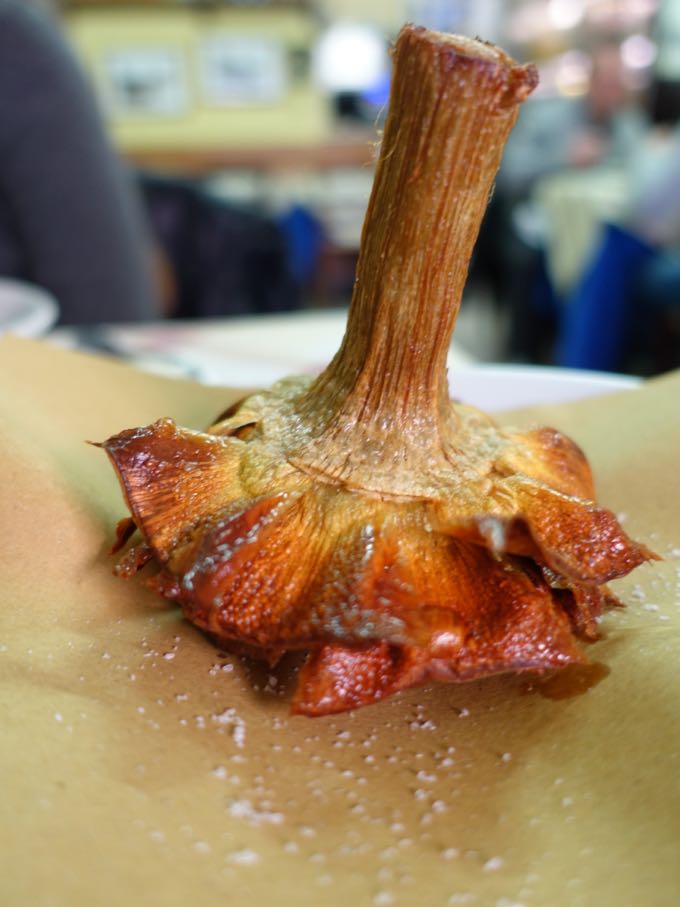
3,0 -> 680,378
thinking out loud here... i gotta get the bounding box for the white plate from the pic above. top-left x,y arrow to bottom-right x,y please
49,312 -> 641,410
0,278 -> 58,338
450,364 -> 640,412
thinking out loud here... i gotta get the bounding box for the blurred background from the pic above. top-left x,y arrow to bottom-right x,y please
4,0 -> 680,376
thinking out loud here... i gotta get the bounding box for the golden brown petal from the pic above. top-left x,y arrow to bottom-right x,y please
498,478 -> 657,583
111,516 -> 137,554
113,543 -> 154,579
159,489 -> 410,651
165,491 -> 326,649
292,536 -> 586,716
433,474 -> 656,585
555,584 -> 612,641
501,426 -> 595,499
100,418 -> 245,561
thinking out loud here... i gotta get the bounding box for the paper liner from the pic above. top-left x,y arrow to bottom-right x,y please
1,336 -> 679,906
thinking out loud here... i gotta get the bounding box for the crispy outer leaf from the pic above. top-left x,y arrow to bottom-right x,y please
496,478 -> 656,583
157,489 -> 409,650
290,534 -> 589,715
500,427 -> 595,499
100,419 -> 246,561
433,476 -> 656,584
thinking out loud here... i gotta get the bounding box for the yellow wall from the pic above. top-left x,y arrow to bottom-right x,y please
66,7 -> 331,150
315,0 -> 406,33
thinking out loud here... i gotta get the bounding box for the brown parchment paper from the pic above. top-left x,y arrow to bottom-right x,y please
1,335 -> 679,907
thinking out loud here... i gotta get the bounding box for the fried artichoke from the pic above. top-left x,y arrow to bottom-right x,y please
101,27 -> 654,716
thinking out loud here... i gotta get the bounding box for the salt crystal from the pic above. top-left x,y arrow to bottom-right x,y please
227,799 -> 283,826
228,849 -> 259,866
212,707 -> 246,747
416,770 -> 437,783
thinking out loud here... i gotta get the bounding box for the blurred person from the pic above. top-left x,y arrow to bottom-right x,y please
566,41 -> 642,168
628,77 -> 680,248
624,78 -> 680,370
470,39 -> 647,363
500,40 -> 645,193
0,0 -> 159,325
552,73 -> 680,375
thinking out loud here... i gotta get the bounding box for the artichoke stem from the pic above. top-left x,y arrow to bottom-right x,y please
293,28 -> 537,489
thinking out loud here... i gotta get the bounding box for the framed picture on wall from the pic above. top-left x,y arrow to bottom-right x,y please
199,36 -> 288,106
101,48 -> 189,117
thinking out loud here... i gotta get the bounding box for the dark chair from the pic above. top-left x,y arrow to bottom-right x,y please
139,174 -> 301,320
555,223 -> 657,372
